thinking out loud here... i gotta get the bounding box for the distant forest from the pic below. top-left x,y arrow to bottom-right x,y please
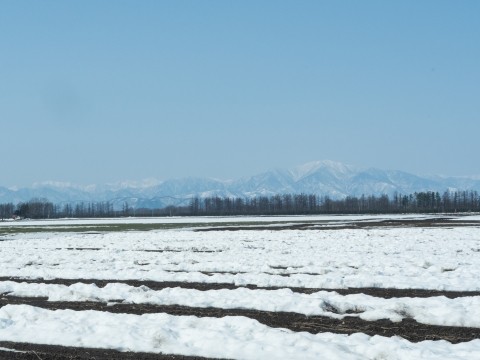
1,190 -> 479,220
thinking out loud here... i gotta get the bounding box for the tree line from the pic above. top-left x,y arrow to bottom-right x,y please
188,190 -> 480,216
0,199 -> 178,219
1,190 -> 479,220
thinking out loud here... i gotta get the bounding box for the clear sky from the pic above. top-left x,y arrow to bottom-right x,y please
1,1 -> 479,187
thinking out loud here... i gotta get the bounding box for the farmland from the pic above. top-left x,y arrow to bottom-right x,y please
0,214 -> 479,359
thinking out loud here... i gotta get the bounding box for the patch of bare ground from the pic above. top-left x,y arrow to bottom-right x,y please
194,218 -> 480,231
1,277 -> 479,299
53,248 -> 222,253
1,296 -> 479,344
0,342 -> 221,360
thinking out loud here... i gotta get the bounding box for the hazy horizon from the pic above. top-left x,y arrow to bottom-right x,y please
2,1 -> 479,187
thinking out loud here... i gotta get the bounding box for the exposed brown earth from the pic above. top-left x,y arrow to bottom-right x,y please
0,342 -> 221,360
194,218 -> 480,231
1,277 -> 479,299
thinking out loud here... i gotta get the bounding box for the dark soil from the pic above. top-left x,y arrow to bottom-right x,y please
1,277 -> 479,299
195,218 -> 480,232
0,342 -> 222,360
53,248 -> 222,253
1,296 -> 479,344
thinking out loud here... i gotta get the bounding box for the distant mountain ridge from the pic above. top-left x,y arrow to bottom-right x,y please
1,160 -> 480,209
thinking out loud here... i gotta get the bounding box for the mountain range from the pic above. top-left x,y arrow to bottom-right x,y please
1,160 -> 479,209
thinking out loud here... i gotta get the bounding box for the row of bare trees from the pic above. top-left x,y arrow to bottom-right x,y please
1,190 -> 479,220
0,199 -> 117,219
188,191 -> 480,216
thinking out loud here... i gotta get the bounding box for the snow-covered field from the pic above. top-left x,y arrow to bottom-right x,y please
0,215 -> 479,359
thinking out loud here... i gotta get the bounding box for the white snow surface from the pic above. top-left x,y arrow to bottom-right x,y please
1,305 -> 479,360
1,221 -> 479,291
1,215 -> 480,359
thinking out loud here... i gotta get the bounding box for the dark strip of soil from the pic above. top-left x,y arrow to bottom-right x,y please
1,297 -> 479,344
194,218 -> 480,232
53,248 -> 222,253
1,277 -> 479,299
0,341 -> 222,360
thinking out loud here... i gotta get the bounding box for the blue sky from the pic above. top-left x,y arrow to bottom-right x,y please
1,1 -> 479,186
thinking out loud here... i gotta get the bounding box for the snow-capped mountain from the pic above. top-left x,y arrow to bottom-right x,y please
1,161 -> 479,209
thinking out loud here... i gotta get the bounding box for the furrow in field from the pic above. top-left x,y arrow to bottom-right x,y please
1,297 -> 479,343
0,341 -> 218,360
1,277 -> 479,299
194,218 -> 480,231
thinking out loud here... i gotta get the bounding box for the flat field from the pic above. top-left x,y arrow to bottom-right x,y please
0,214 -> 479,359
